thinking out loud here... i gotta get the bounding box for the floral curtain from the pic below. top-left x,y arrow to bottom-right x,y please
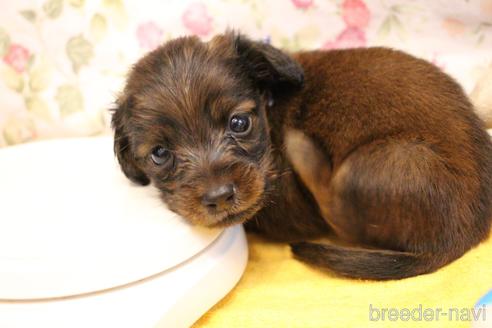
1,0 -> 491,146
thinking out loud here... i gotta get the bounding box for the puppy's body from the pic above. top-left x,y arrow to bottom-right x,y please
112,33 -> 492,280
249,48 -> 492,279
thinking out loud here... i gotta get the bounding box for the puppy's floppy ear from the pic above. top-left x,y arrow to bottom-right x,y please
232,33 -> 304,90
111,96 -> 150,186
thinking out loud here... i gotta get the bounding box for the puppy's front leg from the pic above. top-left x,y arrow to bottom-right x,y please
284,129 -> 333,220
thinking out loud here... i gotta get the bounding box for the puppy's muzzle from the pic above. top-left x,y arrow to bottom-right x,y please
201,183 -> 236,212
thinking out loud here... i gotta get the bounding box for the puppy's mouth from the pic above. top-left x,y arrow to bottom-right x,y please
208,200 -> 263,228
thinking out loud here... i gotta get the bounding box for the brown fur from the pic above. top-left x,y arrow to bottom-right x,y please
112,31 -> 492,280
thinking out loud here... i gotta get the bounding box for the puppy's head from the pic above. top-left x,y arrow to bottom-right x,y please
112,32 -> 303,227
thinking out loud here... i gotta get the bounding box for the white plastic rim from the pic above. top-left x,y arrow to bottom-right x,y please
0,136 -> 223,299
0,225 -> 248,328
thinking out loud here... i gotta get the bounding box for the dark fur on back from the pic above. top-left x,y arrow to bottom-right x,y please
112,32 -> 492,280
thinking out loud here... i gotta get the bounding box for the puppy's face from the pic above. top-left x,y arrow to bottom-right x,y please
112,33 -> 303,227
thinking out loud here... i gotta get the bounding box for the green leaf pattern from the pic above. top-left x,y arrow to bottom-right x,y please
0,28 -> 10,57
3,117 -> 36,145
68,0 -> 85,8
90,14 -> 108,42
55,85 -> 84,117
19,10 -> 37,23
102,0 -> 128,30
28,59 -> 51,92
42,0 -> 63,19
25,96 -> 52,120
1,66 -> 24,92
66,35 -> 94,73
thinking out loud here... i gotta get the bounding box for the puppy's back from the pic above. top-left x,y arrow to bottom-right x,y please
286,47 -> 492,279
293,48 -> 491,184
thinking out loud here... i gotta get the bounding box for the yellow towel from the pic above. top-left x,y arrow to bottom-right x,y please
194,233 -> 492,328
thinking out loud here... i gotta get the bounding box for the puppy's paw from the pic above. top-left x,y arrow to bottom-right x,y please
284,129 -> 331,191
285,130 -> 315,165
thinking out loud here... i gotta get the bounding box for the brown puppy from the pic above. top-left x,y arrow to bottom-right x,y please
112,32 -> 492,280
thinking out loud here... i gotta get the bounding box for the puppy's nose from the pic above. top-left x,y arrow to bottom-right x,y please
202,183 -> 235,211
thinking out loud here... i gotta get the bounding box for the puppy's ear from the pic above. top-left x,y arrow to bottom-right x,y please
111,96 -> 150,186
232,33 -> 304,90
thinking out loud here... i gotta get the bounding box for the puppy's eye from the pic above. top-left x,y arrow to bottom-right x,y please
229,114 -> 251,135
151,146 -> 171,165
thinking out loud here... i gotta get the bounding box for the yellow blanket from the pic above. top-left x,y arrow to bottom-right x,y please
194,233 -> 492,328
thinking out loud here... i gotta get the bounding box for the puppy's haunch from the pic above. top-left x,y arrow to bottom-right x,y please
112,31 -> 492,280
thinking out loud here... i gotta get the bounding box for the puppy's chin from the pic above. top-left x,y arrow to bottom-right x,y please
169,189 -> 265,228
207,202 -> 264,228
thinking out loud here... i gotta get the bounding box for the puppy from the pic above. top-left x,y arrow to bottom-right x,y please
471,62 -> 492,128
112,32 -> 492,280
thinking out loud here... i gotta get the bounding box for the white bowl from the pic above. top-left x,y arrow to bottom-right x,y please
0,137 -> 248,327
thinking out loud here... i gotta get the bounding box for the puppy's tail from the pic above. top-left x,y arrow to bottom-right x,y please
290,242 -> 451,280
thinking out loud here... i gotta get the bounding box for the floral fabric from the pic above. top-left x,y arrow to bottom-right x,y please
1,0 -> 491,146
